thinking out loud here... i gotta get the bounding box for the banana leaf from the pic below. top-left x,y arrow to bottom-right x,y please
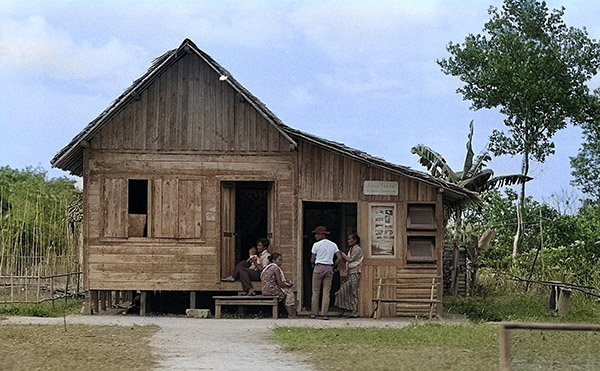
483,174 -> 533,191
411,144 -> 457,181
461,120 -> 475,181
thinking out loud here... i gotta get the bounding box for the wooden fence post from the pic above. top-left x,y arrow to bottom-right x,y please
36,275 -> 41,304
65,274 -> 70,303
10,275 -> 14,302
499,324 -> 511,371
549,284 -> 558,310
557,289 -> 572,317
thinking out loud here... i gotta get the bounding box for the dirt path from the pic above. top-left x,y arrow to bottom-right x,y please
4,315 -> 415,370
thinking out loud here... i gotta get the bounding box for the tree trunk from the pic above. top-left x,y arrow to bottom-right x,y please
512,151 -> 529,264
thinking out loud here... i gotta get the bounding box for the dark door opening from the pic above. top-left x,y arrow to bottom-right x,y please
221,181 -> 271,278
236,182 -> 269,261
302,202 -> 357,312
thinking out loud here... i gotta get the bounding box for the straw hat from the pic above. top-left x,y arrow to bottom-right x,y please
311,226 -> 330,234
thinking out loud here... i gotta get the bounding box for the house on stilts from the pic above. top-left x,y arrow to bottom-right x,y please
52,39 -> 476,317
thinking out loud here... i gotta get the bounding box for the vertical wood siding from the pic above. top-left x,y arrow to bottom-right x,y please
297,141 -> 443,317
91,53 -> 291,153
80,50 -> 448,317
86,152 -> 295,291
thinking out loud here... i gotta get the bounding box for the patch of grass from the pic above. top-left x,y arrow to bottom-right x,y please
273,324 -> 600,370
0,324 -> 158,370
444,291 -> 600,323
0,299 -> 84,317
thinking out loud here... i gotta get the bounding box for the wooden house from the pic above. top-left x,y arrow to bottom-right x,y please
52,39 -> 476,317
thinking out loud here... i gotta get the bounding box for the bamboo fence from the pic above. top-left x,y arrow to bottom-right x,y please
0,272 -> 83,304
0,176 -> 83,303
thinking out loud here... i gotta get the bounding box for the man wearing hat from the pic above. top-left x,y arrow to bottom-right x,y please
310,226 -> 343,320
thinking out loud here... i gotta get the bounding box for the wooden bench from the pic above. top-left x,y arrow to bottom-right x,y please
372,276 -> 441,319
213,295 -> 279,319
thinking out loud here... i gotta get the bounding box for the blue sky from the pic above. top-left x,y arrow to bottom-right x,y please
1,0 -> 598,203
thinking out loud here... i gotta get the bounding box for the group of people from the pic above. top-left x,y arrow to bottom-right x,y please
222,225 -> 363,320
310,226 -> 363,320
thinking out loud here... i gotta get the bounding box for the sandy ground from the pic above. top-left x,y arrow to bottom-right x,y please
3,314 -> 427,370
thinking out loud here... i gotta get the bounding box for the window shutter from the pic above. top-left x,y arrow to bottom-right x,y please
102,178 -> 127,238
178,180 -> 203,238
151,178 -> 178,238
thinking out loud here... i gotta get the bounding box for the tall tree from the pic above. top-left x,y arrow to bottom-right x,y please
437,0 -> 600,262
570,119 -> 600,202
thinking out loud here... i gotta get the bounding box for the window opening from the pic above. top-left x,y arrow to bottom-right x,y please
407,204 -> 435,229
407,236 -> 436,262
128,179 -> 148,237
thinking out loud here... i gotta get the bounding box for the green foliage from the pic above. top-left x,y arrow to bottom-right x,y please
571,120 -> 600,202
462,190 -> 600,286
438,0 -> 600,164
0,299 -> 83,317
411,121 -> 530,194
445,271 -> 600,323
0,166 -> 80,275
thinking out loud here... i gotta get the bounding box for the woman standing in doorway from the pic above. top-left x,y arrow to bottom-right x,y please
335,233 -> 363,317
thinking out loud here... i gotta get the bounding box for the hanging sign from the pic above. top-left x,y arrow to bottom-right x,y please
363,181 -> 398,196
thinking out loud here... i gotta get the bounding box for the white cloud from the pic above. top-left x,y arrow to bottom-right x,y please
289,86 -> 317,107
289,1 -> 441,62
317,67 -> 402,95
0,15 -> 147,90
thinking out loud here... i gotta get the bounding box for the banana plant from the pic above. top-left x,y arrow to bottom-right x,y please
411,120 -> 532,193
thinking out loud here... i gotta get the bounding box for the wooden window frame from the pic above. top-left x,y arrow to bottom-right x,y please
407,202 -> 436,230
102,177 -> 205,242
406,235 -> 437,263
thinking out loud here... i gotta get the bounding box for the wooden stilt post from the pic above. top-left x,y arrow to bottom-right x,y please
99,291 -> 106,311
140,291 -> 147,316
190,291 -> 196,309
91,290 -> 99,314
85,290 -> 92,314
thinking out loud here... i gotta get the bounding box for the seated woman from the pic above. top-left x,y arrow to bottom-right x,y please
222,238 -> 271,295
261,253 -> 297,318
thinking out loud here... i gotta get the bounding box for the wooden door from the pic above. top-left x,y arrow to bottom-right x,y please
220,182 -> 236,278
267,182 -> 275,249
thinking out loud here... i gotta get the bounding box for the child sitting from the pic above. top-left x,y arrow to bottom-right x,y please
247,246 -> 258,270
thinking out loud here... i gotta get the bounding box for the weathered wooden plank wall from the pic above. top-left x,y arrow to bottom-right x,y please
82,51 -> 296,292
85,153 -> 295,291
91,53 -> 290,153
297,142 -> 443,317
80,48 -> 446,317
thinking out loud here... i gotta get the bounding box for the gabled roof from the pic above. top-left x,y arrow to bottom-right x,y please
51,39 -> 477,205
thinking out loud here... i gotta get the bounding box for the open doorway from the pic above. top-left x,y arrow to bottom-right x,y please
302,201 -> 357,312
221,181 -> 272,278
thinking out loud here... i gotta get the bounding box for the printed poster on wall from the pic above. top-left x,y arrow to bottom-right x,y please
370,204 -> 396,257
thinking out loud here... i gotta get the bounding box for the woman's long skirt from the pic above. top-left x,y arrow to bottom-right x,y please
334,273 -> 360,312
